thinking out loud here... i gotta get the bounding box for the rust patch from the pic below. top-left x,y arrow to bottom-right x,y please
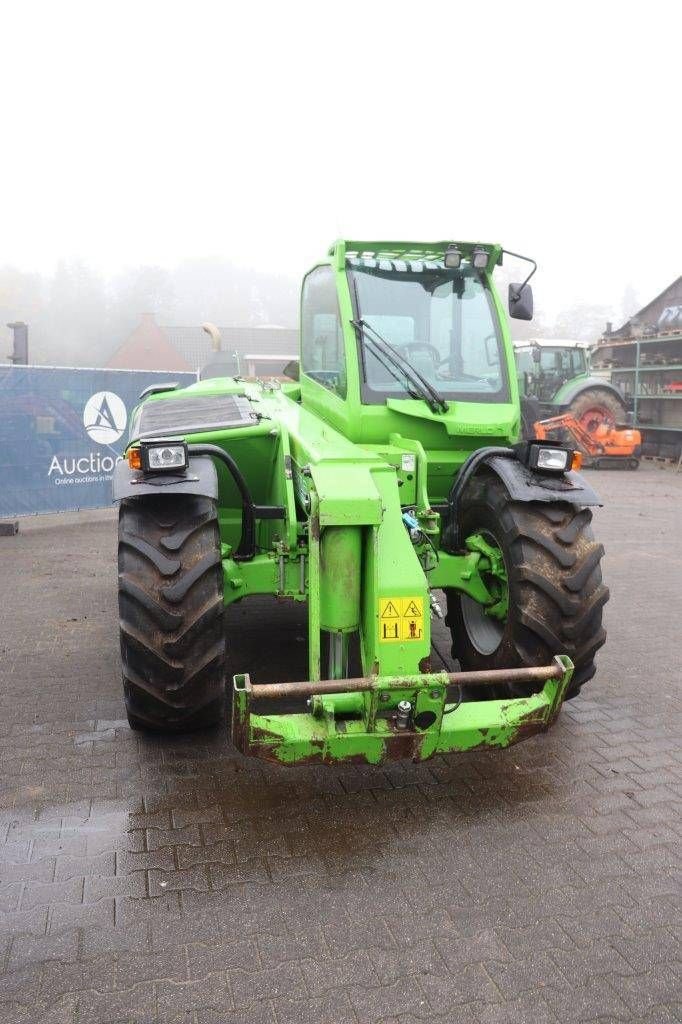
384,730 -> 423,762
310,514 -> 320,541
419,655 -> 432,673
230,710 -> 250,754
244,728 -> 428,766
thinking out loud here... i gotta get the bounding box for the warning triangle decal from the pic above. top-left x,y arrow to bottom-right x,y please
381,601 -> 400,618
404,600 -> 421,617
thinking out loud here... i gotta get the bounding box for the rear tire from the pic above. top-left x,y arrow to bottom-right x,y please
569,388 -> 625,432
118,494 -> 226,732
445,474 -> 608,700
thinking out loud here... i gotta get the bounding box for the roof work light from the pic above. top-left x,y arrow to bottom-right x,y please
444,244 -> 462,269
472,247 -> 490,270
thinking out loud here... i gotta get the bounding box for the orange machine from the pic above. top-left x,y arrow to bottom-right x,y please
534,413 -> 641,470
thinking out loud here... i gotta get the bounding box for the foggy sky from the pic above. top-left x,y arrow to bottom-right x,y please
2,0 -> 678,325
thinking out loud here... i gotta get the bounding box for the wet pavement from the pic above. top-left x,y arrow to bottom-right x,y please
0,467 -> 681,1023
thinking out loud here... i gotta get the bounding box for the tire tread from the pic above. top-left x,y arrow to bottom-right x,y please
118,494 -> 226,732
446,474 -> 608,699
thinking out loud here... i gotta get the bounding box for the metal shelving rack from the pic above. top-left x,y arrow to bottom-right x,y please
594,331 -> 682,457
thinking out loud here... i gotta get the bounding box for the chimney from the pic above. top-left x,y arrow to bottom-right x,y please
7,321 -> 28,364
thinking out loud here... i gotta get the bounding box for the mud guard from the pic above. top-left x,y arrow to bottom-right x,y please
441,446 -> 601,554
557,376 -> 625,408
485,454 -> 602,507
112,455 -> 218,503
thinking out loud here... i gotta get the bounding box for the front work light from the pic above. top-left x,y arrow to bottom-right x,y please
535,447 -> 571,472
139,437 -> 189,473
444,244 -> 462,269
513,440 -> 575,473
472,247 -> 489,270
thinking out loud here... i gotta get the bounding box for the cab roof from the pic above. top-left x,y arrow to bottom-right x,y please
328,239 -> 503,269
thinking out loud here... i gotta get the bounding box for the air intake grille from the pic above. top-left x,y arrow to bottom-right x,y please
133,394 -> 258,439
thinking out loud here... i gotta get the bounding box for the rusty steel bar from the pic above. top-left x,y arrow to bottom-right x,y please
247,661 -> 563,701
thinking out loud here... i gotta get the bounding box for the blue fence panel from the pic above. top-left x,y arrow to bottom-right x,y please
0,366 -> 196,517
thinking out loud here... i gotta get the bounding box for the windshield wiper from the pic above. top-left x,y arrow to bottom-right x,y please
352,319 -> 448,414
355,336 -> 425,403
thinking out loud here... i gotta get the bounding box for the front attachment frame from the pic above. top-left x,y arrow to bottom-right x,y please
231,656 -> 573,766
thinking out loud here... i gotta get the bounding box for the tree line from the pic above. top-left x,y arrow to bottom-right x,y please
0,258 -> 635,366
0,259 -> 298,366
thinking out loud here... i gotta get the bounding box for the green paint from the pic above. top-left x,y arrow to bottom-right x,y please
127,239 -> 585,764
464,532 -> 509,621
232,657 -> 574,766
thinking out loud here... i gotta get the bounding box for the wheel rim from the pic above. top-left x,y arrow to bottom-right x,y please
460,530 -> 508,656
461,595 -> 505,655
578,405 -> 616,432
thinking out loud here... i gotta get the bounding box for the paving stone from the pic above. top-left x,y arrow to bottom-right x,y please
39,956 -> 116,1001
257,928 -> 327,964
419,961 -> 499,1011
271,991 -> 356,1024
229,961 -> 307,1008
8,929 -> 80,969
0,476 -> 681,1024
114,946 -> 188,987
300,947 -> 379,995
197,1005 -> 275,1024
76,981 -> 156,1024
54,851 -> 115,880
1,858 -> 56,883
188,939 -> 259,978
542,975 -> 631,1022
348,975 -> 430,1019
20,878 -> 83,911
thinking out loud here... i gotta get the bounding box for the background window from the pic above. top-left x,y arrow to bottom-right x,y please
301,267 -> 347,398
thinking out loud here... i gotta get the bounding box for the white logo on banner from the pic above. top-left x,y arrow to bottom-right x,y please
83,391 -> 127,445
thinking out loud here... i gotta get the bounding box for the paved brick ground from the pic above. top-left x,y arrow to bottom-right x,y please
0,468 -> 680,1024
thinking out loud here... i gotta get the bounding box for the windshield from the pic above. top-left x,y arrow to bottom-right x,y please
349,261 -> 508,403
539,348 -> 586,376
515,347 -> 587,378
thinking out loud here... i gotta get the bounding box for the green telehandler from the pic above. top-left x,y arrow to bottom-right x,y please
114,240 -> 608,766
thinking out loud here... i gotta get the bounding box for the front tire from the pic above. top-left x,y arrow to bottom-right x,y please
118,494 -> 226,732
445,474 -> 608,700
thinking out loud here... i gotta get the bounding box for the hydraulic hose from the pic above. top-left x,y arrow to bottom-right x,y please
187,443 -> 284,562
440,446 -> 515,553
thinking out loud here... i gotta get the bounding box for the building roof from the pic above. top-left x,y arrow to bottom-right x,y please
107,317 -> 298,373
161,325 -> 298,370
608,276 -> 682,339
106,314 -> 193,372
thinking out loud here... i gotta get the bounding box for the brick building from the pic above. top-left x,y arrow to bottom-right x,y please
107,314 -> 297,376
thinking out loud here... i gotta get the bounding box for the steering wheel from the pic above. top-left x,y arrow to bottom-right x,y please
436,334 -> 499,379
397,342 -> 441,363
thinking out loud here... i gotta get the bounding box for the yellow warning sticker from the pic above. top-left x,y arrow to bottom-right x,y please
378,596 -> 424,643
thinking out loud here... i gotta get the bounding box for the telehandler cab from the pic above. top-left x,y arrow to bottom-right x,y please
114,240 -> 608,765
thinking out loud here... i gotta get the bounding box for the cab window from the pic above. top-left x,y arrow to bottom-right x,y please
301,266 -> 347,398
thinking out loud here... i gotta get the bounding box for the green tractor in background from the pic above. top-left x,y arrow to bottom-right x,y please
515,339 -> 627,438
113,240 -> 608,766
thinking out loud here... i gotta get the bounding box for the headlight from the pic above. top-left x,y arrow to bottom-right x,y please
514,440 -> 575,473
535,447 -> 570,472
527,444 -> 571,473
139,437 -> 188,473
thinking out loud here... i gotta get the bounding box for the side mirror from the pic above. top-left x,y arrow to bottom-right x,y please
283,359 -> 300,381
509,283 -> 533,321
